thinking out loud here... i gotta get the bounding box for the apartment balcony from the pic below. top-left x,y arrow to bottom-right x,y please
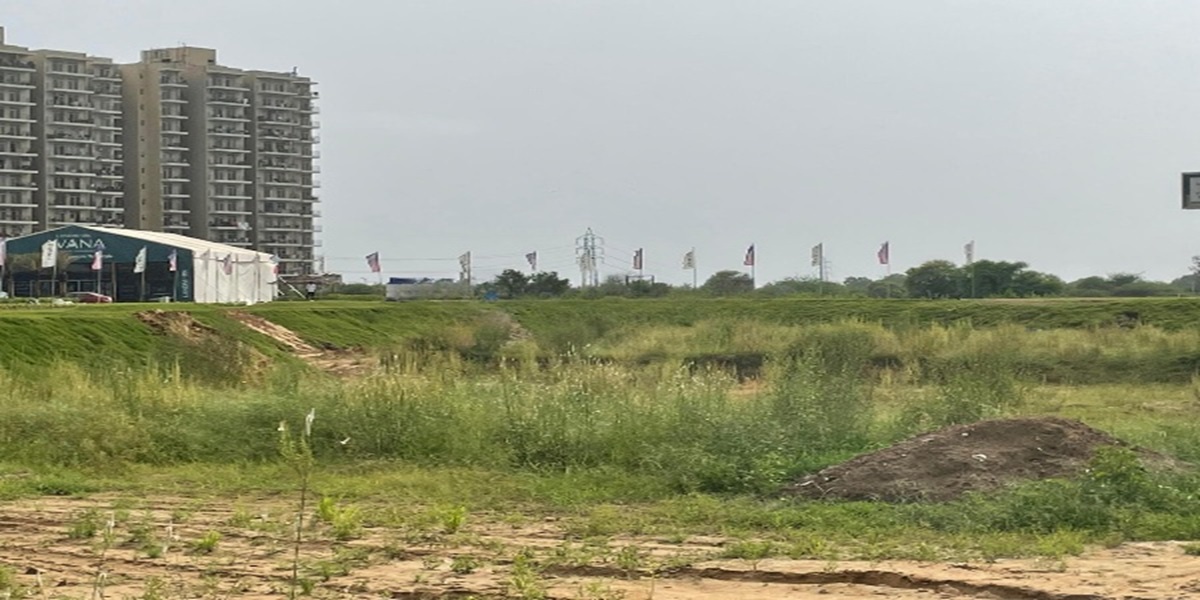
208,129 -> 249,138
48,201 -> 98,211
49,84 -> 94,94
257,116 -> 297,126
260,239 -> 310,247
162,175 -> 189,183
0,128 -> 34,139
0,182 -> 35,191
300,104 -> 319,114
163,204 -> 189,213
210,208 -> 252,216
47,131 -> 97,142
0,58 -> 35,72
0,77 -> 34,89
0,97 -> 34,106
210,193 -> 253,201
208,96 -> 249,106
257,162 -> 300,171
207,82 -> 246,92
93,105 -> 121,114
92,71 -> 120,82
50,165 -> 97,175
209,222 -> 250,231
49,97 -> 92,109
209,114 -> 249,122
163,191 -> 189,199
0,148 -> 34,156
298,121 -> 320,130
257,130 -> 295,141
0,115 -> 35,123
258,148 -> 298,156
48,118 -> 93,127
160,75 -> 187,88
0,156 -> 35,170
209,146 -> 250,154
161,113 -> 187,120
48,67 -> 90,77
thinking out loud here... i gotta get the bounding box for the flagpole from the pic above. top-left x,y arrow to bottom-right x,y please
692,247 -> 697,289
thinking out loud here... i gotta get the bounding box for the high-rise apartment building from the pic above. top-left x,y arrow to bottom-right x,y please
0,33 -> 38,237
0,29 -> 320,275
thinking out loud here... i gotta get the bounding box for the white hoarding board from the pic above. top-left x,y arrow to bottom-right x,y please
1183,172 -> 1200,209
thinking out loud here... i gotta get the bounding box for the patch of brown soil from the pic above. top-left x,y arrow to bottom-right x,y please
135,310 -> 218,341
787,417 -> 1141,502
229,311 -> 374,377
0,494 -> 1198,599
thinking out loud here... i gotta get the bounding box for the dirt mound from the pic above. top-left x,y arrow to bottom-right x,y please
787,417 -> 1135,502
135,310 -> 218,341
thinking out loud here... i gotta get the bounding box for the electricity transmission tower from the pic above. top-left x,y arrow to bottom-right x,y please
575,228 -> 604,288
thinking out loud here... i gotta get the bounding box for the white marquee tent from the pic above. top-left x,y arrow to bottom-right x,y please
74,227 -> 278,304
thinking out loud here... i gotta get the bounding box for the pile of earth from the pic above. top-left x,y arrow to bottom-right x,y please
135,310 -> 218,341
786,416 -> 1158,502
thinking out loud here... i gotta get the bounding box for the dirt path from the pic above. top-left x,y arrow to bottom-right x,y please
0,494 -> 1197,600
229,311 -> 374,376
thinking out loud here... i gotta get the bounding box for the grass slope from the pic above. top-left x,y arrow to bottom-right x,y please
0,296 -> 1197,372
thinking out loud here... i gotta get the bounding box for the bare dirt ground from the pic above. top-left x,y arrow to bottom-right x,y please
1,494 -> 1197,600
227,311 -> 375,376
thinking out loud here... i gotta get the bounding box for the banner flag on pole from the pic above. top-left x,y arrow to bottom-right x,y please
459,252 -> 471,281
633,248 -> 643,270
133,246 -> 147,274
0,237 -> 7,267
91,249 -> 103,271
365,252 -> 381,273
811,243 -> 823,267
964,241 -> 975,265
221,254 -> 233,276
877,241 -> 890,266
682,250 -> 695,270
40,240 -> 57,268
525,251 -> 537,271
743,244 -> 755,267
168,249 -> 178,272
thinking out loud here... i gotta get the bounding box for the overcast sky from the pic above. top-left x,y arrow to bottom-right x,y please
8,1 -> 1200,285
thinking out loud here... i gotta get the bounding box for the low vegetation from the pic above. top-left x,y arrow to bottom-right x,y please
1,298 -> 1199,570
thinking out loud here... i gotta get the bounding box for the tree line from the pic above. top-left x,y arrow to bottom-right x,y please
334,258 -> 1200,299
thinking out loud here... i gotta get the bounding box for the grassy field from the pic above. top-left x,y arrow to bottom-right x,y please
2,297 -> 1200,598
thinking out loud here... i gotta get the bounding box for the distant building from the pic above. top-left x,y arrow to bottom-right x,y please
0,28 -> 320,276
4,225 -> 276,303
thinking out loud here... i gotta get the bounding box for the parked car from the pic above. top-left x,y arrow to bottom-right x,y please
66,292 -> 113,304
